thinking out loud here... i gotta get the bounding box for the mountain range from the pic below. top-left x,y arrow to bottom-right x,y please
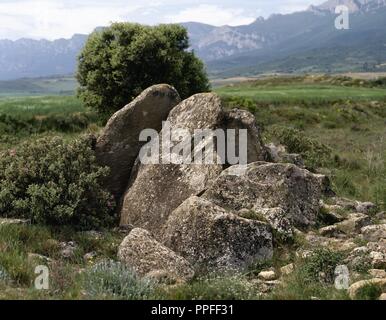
0,0 -> 386,80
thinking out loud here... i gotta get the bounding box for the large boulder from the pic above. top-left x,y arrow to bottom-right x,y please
95,84 -> 181,199
162,196 -> 273,272
119,93 -> 270,236
348,278 -> 386,300
120,93 -> 225,236
202,162 -> 331,233
118,228 -> 194,283
223,109 -> 268,163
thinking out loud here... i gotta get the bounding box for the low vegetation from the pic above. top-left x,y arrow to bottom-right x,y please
0,136 -> 116,229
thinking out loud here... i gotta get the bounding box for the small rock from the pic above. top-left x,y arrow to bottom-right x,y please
355,202 -> 377,214
379,293 -> 386,300
280,264 -> 294,276
319,225 -> 344,238
59,241 -> 77,259
375,212 -> 386,220
369,251 -> 386,269
335,213 -> 371,234
368,269 -> 386,279
27,253 -> 52,264
0,218 -> 30,226
348,278 -> 386,299
331,197 -> 357,211
83,252 -> 98,263
82,231 -> 103,240
258,270 -> 277,281
361,224 -> 386,242
265,143 -> 304,168
296,249 -> 313,259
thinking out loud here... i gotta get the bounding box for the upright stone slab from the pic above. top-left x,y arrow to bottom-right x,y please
120,93 -> 224,237
95,84 -> 180,200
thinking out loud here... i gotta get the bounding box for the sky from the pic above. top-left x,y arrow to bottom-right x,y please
0,0 -> 327,40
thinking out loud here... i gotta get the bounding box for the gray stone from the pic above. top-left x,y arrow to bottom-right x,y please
355,202 -> 377,214
59,241 -> 77,259
96,84 -> 181,199
361,224 -> 386,242
348,278 -> 386,299
265,143 -> 305,168
280,263 -> 295,276
224,109 -> 268,163
162,196 -> 273,272
120,93 -> 225,236
203,162 -> 331,231
118,228 -> 194,283
0,218 -> 30,226
368,269 -> 386,279
335,213 -> 372,234
319,225 -> 344,238
258,270 -> 277,281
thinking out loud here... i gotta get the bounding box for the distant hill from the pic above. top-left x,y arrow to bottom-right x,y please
0,0 -> 386,80
0,35 -> 87,80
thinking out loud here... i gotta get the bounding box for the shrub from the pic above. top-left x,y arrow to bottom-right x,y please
77,23 -> 210,117
300,249 -> 344,284
270,126 -> 332,170
0,136 -> 115,230
83,260 -> 154,300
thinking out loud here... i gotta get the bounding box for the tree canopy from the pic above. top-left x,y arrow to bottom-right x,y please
77,23 -> 210,116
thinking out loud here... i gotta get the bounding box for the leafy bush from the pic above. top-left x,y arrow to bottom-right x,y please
83,260 -> 154,299
270,126 -> 332,170
77,23 -> 210,117
300,249 -> 343,284
0,136 -> 115,230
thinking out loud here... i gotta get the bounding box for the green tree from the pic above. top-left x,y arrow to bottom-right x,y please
77,23 -> 210,116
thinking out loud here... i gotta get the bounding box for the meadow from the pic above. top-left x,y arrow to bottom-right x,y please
0,75 -> 385,300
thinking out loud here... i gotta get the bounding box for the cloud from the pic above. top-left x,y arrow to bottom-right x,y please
278,0 -> 326,14
165,4 -> 257,26
0,0 -> 326,40
0,0 -> 143,40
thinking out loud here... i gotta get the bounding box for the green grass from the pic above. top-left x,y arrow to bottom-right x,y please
0,224 -> 124,299
216,84 -> 386,104
0,95 -> 101,151
0,95 -> 84,118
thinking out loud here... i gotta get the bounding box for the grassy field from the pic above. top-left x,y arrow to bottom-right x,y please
0,95 -> 99,150
0,75 -> 385,300
0,95 -> 83,117
216,84 -> 386,103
